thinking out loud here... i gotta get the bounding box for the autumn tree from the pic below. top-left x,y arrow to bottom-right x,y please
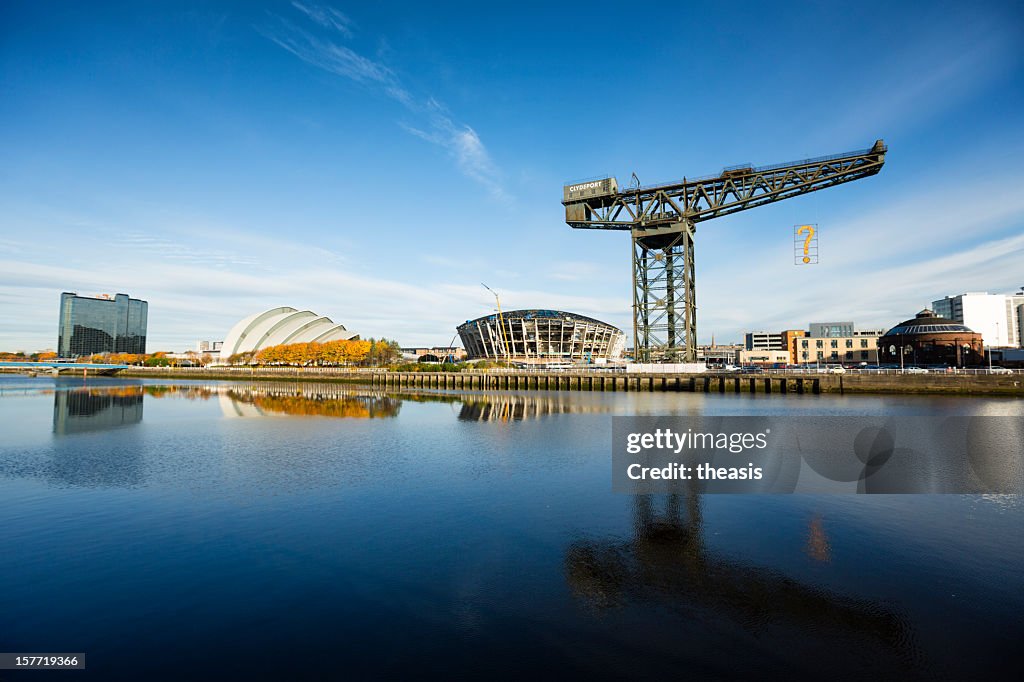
362,338 -> 402,366
144,352 -> 171,367
252,339 -> 371,367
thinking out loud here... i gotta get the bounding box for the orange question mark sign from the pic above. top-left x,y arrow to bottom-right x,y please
797,224 -> 815,264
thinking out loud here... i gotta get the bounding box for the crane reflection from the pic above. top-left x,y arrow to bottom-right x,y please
565,482 -> 916,668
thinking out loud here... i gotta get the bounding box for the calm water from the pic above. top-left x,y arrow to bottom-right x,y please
1,376 -> 1022,680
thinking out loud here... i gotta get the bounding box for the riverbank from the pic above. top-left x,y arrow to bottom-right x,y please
107,366 -> 1024,396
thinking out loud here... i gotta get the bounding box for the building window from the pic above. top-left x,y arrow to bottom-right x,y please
861,339 -> 868,348
816,351 -> 823,359
801,340 -> 809,349
845,351 -> 853,359
845,339 -> 853,348
860,351 -> 868,359
830,340 -> 838,348
816,340 -> 823,348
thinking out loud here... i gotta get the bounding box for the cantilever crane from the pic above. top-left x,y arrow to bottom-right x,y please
563,140 -> 887,362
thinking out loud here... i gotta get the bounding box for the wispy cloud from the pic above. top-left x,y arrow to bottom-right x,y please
263,19 -> 404,92
401,115 -> 507,201
290,1 -> 353,38
113,233 -> 261,268
262,3 -> 505,199
0,216 -> 553,350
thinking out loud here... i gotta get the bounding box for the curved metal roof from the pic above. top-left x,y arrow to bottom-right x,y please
221,307 -> 357,357
884,322 -> 976,335
458,309 -> 620,330
882,310 -> 976,337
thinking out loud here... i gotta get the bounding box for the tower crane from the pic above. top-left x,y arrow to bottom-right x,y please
563,140 -> 887,362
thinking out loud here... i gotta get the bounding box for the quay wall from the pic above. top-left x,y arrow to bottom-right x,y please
100,367 -> 1024,397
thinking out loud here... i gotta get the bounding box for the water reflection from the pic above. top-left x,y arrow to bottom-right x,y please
53,386 -> 144,435
565,486 -> 916,669
212,383 -> 612,421
458,392 -> 613,421
219,384 -> 402,419
24,380 -> 630,426
805,514 -> 832,562
123,382 -> 612,421
41,387 -> 146,486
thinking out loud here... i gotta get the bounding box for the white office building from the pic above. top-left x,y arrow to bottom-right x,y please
932,292 -> 1024,348
1010,293 -> 1024,347
744,331 -> 784,350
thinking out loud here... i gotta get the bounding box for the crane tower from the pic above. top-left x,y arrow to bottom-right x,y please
563,140 -> 887,362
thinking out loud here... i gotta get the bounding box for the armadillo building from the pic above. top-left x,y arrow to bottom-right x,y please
457,309 -> 625,364
220,307 -> 358,360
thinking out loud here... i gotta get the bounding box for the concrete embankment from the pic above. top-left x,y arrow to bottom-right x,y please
107,367 -> 1024,397
370,371 -> 1023,396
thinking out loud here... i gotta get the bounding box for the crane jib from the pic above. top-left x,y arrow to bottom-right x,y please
563,140 -> 886,229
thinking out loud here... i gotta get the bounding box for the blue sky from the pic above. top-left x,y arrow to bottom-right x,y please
2,0 -> 1022,352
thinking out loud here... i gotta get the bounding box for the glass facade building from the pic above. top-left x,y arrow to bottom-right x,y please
809,321 -> 855,338
58,292 -> 148,357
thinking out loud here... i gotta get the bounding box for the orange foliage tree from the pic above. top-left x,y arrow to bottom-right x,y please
253,339 -> 373,366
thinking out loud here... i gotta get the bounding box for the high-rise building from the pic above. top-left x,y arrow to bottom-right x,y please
58,292 -> 148,357
932,292 -> 1021,348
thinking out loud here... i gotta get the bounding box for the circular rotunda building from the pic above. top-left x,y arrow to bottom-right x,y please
877,309 -> 984,367
220,307 -> 358,360
457,309 -> 625,365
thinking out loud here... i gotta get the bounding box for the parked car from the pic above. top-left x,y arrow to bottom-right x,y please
989,366 -> 1013,374
905,367 -> 929,374
827,366 -> 846,374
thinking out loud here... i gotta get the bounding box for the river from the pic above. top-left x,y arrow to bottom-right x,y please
1,376 -> 1021,679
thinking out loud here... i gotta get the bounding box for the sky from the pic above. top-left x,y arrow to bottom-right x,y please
1,0 -> 1023,352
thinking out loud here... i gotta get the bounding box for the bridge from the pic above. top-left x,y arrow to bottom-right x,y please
0,361 -> 129,375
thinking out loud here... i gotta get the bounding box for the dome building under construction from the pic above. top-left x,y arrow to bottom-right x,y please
457,309 -> 625,364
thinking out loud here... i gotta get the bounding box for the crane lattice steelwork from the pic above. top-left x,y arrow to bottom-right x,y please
563,140 -> 887,362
